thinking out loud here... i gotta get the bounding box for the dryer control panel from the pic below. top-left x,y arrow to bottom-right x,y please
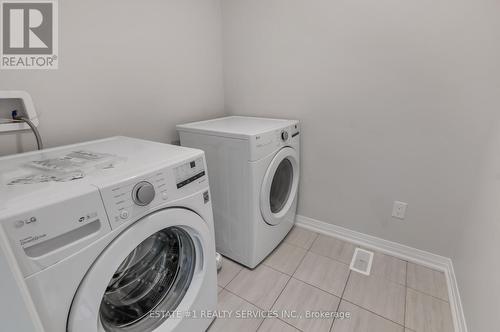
99,155 -> 208,230
250,121 -> 300,161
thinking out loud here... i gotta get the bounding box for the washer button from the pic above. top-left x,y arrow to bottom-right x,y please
132,181 -> 156,206
120,210 -> 129,219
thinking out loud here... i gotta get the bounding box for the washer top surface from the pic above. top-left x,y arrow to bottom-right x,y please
0,136 -> 202,219
177,116 -> 299,140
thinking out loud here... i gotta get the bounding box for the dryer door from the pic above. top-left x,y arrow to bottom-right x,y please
67,208 -> 211,332
260,147 -> 299,226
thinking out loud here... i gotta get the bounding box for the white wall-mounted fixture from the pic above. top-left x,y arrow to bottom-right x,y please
392,201 -> 408,220
0,91 -> 39,133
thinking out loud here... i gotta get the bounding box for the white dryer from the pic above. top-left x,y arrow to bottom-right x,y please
177,116 -> 300,268
0,137 -> 217,332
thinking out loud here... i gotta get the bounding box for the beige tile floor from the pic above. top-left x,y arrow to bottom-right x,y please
208,227 -> 454,332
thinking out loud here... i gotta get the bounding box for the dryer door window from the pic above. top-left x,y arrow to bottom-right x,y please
99,226 -> 195,332
270,158 -> 294,214
260,147 -> 300,226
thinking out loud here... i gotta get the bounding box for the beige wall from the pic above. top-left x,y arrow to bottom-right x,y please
221,0 -> 500,330
0,0 -> 225,156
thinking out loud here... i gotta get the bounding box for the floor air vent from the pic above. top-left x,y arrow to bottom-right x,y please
349,248 -> 374,276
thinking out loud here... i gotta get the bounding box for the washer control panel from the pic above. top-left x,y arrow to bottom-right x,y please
105,171 -> 167,228
100,155 -> 207,229
174,157 -> 205,189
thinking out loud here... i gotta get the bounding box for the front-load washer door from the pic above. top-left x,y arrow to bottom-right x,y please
260,147 -> 299,226
67,208 -> 211,332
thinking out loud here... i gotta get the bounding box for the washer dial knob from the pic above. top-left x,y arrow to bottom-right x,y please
281,131 -> 289,141
132,181 -> 155,206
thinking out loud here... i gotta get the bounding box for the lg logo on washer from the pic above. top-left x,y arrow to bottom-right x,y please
1,0 -> 58,69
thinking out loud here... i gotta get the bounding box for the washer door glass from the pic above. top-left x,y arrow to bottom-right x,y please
99,226 -> 195,332
269,158 -> 294,214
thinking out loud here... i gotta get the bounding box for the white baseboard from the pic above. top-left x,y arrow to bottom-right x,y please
295,214 -> 468,332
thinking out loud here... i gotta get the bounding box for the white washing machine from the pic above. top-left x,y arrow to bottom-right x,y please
177,116 -> 300,268
0,137 -> 217,332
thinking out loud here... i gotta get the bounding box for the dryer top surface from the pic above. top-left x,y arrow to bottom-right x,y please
177,116 -> 299,139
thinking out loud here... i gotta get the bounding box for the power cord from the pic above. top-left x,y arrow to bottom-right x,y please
11,110 -> 44,150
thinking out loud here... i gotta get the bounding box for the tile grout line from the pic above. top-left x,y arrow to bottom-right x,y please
406,285 -> 450,303
211,288 -> 265,331
274,235 -> 414,302
251,275 -> 292,331
284,230 -> 318,251
342,244 -> 407,329
330,268 -> 352,332
262,243 -> 309,276
222,286 -> 305,331
262,262 -> 296,277
253,245 -> 312,332
301,249 -> 351,268
303,231 -> 319,250
216,229 -> 314,332
230,230 -> 451,332
360,239 -> 449,299
260,260 -> 349,300
221,287 -> 291,331
404,261 -> 408,329
287,276 -> 344,301
283,238 -> 351,298
309,234 -> 411,287
270,318 -> 306,332
309,234 -> 354,266
219,230 -> 446,332
338,255 -> 408,327
341,298 -> 406,328
338,270 -> 351,303
223,287 -> 268,311
406,261 -> 450,301
220,263 -> 244,289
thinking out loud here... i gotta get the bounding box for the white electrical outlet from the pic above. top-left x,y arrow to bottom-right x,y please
392,201 -> 408,220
